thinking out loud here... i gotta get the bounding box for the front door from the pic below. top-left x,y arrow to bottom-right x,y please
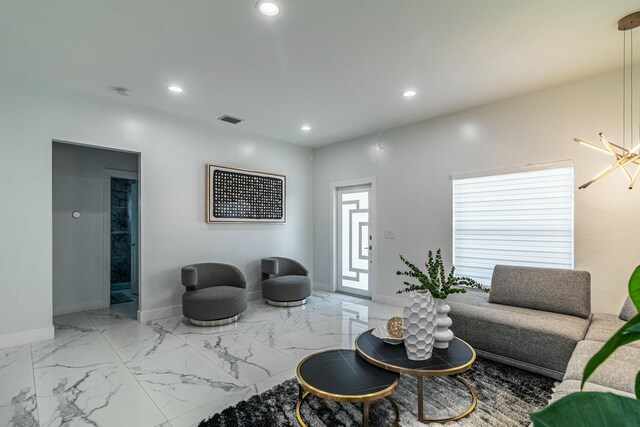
336,185 -> 372,297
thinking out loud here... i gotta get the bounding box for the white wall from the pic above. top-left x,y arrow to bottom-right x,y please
313,70 -> 640,314
2,68 -> 637,349
0,79 -> 313,346
52,142 -> 138,315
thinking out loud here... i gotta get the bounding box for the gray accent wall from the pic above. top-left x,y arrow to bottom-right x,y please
313,70 -> 640,314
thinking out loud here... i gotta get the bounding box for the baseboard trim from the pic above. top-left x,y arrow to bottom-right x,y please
53,300 -> 105,316
138,290 -> 263,322
247,290 -> 262,301
313,282 -> 334,292
372,293 -> 404,307
138,304 -> 182,322
0,326 -> 54,349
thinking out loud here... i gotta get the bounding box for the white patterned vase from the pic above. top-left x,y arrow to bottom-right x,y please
402,290 -> 437,361
434,298 -> 454,349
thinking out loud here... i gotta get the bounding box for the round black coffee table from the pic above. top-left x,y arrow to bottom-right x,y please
296,349 -> 400,427
355,330 -> 477,424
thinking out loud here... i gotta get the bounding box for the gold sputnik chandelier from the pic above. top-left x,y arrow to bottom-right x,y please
575,11 -> 640,190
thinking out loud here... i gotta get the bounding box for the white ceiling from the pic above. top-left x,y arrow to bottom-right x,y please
1,1 -> 638,147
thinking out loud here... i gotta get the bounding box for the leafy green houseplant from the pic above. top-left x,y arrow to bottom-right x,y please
529,265 -> 640,426
396,249 -> 488,299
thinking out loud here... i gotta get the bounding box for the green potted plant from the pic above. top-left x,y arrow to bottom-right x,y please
529,265 -> 640,426
396,249 -> 487,350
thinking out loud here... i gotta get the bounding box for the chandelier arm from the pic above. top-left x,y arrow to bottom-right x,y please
629,154 -> 640,190
578,154 -> 640,189
629,167 -> 640,189
599,133 -> 618,155
606,141 -> 631,155
599,133 -> 633,179
574,138 -> 613,155
573,138 -> 638,163
621,166 -> 633,181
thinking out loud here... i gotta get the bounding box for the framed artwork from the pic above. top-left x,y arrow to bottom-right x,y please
206,164 -> 286,223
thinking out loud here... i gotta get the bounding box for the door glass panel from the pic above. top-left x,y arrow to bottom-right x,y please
337,186 -> 371,296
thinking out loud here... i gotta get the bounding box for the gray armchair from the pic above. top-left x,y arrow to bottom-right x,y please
181,263 -> 247,326
261,257 -> 312,307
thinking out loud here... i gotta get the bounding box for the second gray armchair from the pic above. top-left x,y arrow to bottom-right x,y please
261,257 -> 311,306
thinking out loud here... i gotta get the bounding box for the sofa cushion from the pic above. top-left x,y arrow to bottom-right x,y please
563,340 -> 640,395
488,265 -> 591,318
619,296 -> 638,321
448,289 -> 590,377
584,313 -> 640,349
550,379 -> 636,403
182,286 -> 247,321
262,275 -> 312,302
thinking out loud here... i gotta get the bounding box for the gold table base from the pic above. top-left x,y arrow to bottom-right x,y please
296,390 -> 400,427
417,375 -> 478,423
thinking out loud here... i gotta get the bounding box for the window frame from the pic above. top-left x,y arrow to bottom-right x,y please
451,161 -> 575,285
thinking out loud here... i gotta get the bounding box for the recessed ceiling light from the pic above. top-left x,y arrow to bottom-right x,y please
257,1 -> 280,17
301,125 -> 311,132
402,90 -> 417,98
167,85 -> 183,93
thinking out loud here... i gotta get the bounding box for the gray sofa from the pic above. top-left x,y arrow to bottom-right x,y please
261,257 -> 312,307
181,263 -> 247,326
448,264 -> 639,401
551,297 -> 639,401
449,265 -> 592,380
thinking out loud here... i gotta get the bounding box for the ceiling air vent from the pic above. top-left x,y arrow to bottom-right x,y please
218,114 -> 244,125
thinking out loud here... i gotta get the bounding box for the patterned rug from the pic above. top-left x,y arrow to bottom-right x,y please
200,358 -> 556,426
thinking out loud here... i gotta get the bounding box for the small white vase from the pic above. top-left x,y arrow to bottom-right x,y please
434,298 -> 454,349
403,290 -> 437,360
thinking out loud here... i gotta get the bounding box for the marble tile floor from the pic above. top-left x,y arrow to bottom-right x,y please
0,291 -> 402,427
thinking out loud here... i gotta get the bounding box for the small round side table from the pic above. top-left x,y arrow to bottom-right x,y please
355,330 -> 477,424
296,349 -> 400,427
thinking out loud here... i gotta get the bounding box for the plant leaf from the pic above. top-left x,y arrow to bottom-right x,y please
530,392 -> 640,427
624,323 -> 640,334
582,313 -> 640,389
636,371 -> 640,399
630,265 -> 640,312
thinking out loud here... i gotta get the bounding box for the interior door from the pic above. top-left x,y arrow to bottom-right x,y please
336,185 -> 372,297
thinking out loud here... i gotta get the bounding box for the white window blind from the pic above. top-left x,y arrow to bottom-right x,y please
452,166 -> 574,285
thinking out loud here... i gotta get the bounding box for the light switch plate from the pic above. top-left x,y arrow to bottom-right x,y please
383,231 -> 395,239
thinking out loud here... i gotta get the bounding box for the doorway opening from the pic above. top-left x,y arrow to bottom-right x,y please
108,174 -> 139,311
332,178 -> 376,299
52,141 -> 140,319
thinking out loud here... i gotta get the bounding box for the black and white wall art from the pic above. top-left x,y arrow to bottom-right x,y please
206,164 -> 286,223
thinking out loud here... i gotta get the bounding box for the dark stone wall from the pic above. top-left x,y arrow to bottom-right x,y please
110,178 -> 134,285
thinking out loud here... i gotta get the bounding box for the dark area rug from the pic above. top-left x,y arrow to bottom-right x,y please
110,291 -> 133,304
200,357 -> 556,426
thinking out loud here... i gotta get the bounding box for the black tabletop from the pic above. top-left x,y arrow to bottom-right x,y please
297,349 -> 399,402
355,330 -> 475,376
